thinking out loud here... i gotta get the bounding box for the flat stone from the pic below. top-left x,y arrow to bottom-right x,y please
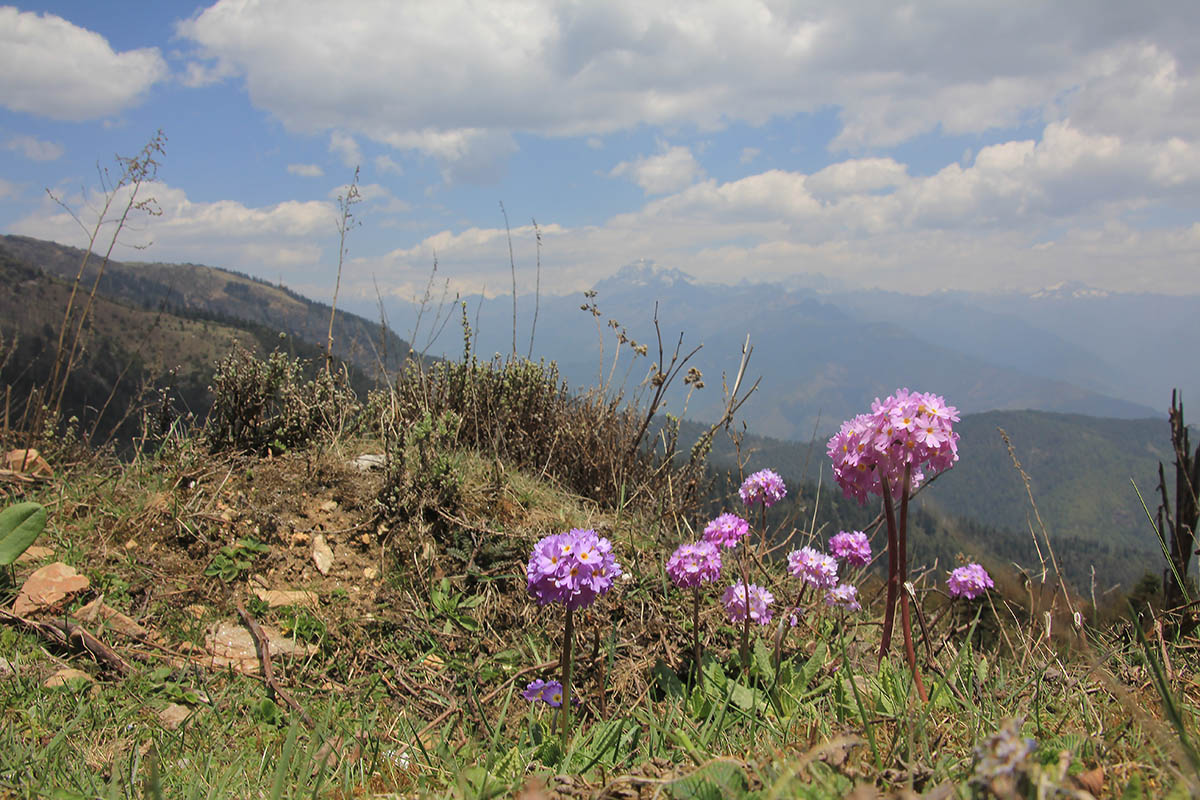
158,703 -> 192,730
44,668 -> 93,688
13,562 -> 90,616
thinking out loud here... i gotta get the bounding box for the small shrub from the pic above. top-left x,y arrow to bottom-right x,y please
204,345 -> 361,454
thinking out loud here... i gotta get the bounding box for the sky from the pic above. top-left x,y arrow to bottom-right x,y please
1,1 -> 1198,305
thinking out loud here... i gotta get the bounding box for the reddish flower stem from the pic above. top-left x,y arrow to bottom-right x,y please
898,464 -> 928,702
560,606 -> 574,748
878,472 -> 900,662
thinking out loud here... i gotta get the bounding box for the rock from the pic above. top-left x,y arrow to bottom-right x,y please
253,587 -> 319,608
13,562 -> 90,616
76,597 -> 149,638
14,545 -> 53,565
363,567 -> 379,580
318,499 -> 339,513
203,621 -> 317,674
349,454 -> 386,471
312,535 -> 333,575
158,703 -> 192,731
44,668 -> 93,687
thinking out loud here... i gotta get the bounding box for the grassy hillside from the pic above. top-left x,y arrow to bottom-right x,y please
0,235 -> 415,381
0,247 -> 369,446
0,354 -> 1195,798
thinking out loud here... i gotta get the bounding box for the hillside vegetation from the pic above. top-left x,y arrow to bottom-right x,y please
2,330 -> 1199,797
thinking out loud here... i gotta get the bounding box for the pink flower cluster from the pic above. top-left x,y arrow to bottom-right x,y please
829,530 -> 872,567
947,563 -> 994,599
825,583 -> 862,611
526,528 -> 622,610
739,469 -> 787,508
827,389 -> 960,504
722,582 -> 774,624
703,513 -> 750,549
787,546 -> 839,589
665,540 -> 723,588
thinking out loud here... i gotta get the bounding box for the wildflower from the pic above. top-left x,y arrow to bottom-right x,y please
665,540 -> 722,588
522,679 -> 548,702
787,546 -> 839,589
827,389 -> 959,506
543,681 -> 565,707
526,528 -> 622,610
722,581 -> 774,625
973,718 -> 1035,782
829,530 -> 872,567
825,583 -> 862,611
947,563 -> 994,599
739,469 -> 787,508
522,679 -> 567,706
702,512 -> 750,549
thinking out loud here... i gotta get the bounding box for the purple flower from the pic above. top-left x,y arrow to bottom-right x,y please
527,529 -> 622,610
722,582 -> 774,625
787,546 -> 839,589
825,583 -> 862,611
829,530 -> 872,567
739,469 -> 787,508
702,513 -> 750,549
665,540 -> 722,588
522,679 -> 548,701
947,563 -> 994,599
542,681 -> 565,707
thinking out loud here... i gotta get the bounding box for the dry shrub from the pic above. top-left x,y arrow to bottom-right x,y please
204,345 -> 361,454
378,355 -> 707,511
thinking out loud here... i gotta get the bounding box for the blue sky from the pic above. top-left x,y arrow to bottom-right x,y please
2,1 -> 1198,304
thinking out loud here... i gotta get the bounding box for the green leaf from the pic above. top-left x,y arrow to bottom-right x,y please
669,762 -> 750,800
799,641 -> 827,688
729,682 -> 758,712
653,659 -> 686,699
751,639 -> 773,681
0,502 -> 46,566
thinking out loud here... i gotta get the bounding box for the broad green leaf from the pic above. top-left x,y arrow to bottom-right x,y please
0,502 -> 46,566
653,659 -> 686,699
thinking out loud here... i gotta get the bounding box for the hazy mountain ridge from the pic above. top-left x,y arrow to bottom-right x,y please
0,235 -> 415,380
383,263 -> 1162,441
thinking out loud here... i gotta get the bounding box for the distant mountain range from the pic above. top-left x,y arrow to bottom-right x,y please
366,261 -> 1182,441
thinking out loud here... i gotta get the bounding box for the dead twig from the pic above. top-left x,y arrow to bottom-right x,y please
0,607 -> 130,676
235,602 -> 315,729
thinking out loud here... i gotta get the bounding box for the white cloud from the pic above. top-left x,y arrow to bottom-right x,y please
610,146 -> 704,195
0,7 -> 166,120
374,155 -> 404,176
0,177 -> 19,200
10,180 -> 335,275
329,132 -> 362,167
287,163 -> 324,177
4,135 -> 63,161
176,0 -> 1200,159
805,158 -> 908,199
356,118 -> 1200,297
739,147 -> 760,165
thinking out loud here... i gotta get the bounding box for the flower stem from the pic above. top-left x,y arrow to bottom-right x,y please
692,586 -> 703,678
560,606 -> 575,748
897,464 -> 928,702
878,472 -> 900,662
